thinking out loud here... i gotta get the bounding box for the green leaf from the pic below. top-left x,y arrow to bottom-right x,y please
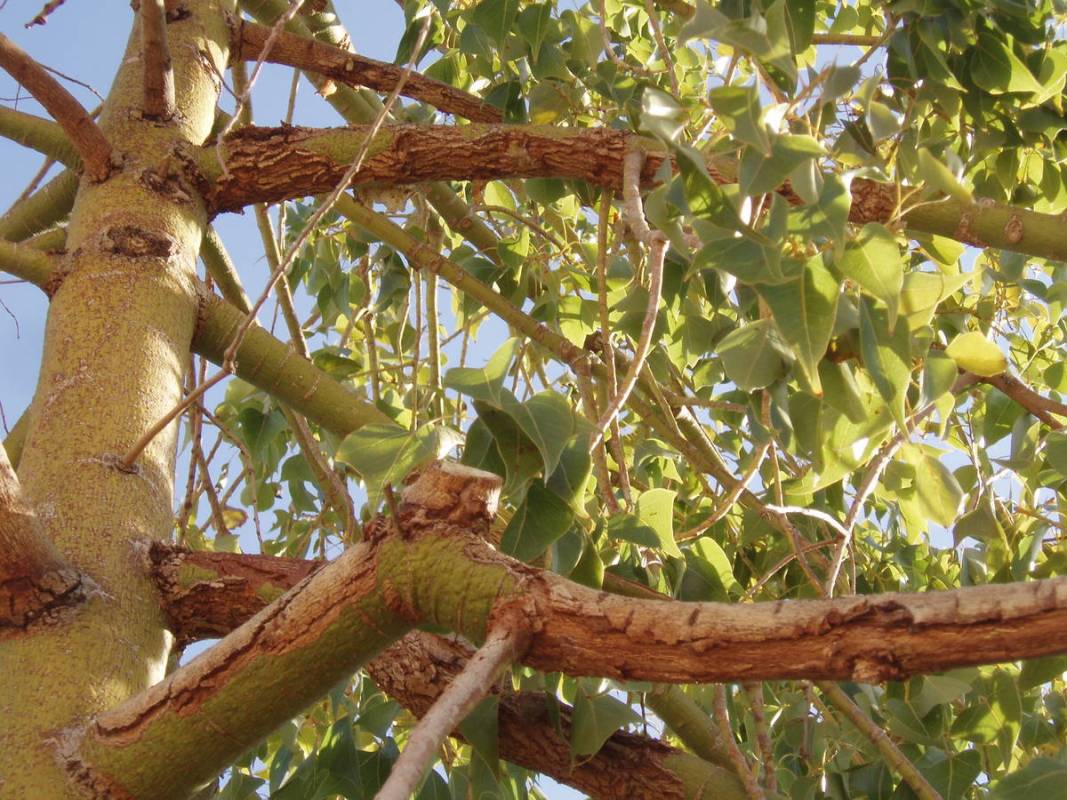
835,223 -> 903,325
506,391 -> 583,478
471,0 -> 520,49
571,685 -> 641,757
444,338 -> 520,405
945,331 -> 1007,377
516,3 -> 553,56
336,424 -> 462,509
717,319 -> 788,392
992,758 -> 1067,798
707,85 -> 770,154
759,255 -> 839,394
917,148 -> 974,205
900,444 -> 963,528
458,696 -> 500,779
740,134 -> 824,196
635,488 -> 681,558
858,298 -> 912,429
500,482 -> 574,562
970,31 -> 1043,95
606,512 -> 661,549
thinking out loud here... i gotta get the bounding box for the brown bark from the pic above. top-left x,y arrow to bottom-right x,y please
203,125 -> 664,212
0,443 -> 89,634
370,632 -> 745,800
237,21 -> 502,123
0,33 -> 112,181
145,544 -> 745,800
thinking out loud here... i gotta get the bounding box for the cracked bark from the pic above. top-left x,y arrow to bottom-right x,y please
145,543 -> 747,800
199,124 -> 1067,263
0,443 -> 89,634
237,21 -> 502,123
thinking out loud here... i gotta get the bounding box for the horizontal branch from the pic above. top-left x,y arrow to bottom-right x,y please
143,466 -> 1067,687
146,543 -> 745,799
0,167 -> 78,242
384,529 -> 1067,684
201,124 -> 658,212
0,33 -> 111,181
237,21 -> 501,123
203,123 -> 1067,262
981,372 -> 1067,430
370,633 -> 748,800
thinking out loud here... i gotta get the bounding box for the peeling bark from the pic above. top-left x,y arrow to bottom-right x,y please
237,21 -> 502,123
199,125 -> 1067,264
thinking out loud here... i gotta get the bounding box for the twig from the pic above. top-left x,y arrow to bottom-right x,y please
643,0 -> 679,95
983,372 -> 1067,430
713,685 -> 765,799
375,622 -> 530,800
25,0 -> 67,27
214,0 -> 306,178
825,374 -> 980,595
590,150 -> 665,451
0,33 -> 111,180
816,682 -> 943,800
140,0 -> 175,119
744,683 -> 777,794
595,191 -> 631,505
238,21 -> 501,123
677,442 -> 770,542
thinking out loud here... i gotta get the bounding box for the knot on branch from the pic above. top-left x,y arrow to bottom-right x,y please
398,461 -> 502,535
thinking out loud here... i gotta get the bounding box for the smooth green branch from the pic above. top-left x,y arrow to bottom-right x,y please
0,106 -> 81,169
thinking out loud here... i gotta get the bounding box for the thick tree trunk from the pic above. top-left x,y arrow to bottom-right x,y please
0,2 -> 233,795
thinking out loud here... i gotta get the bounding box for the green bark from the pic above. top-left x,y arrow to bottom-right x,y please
0,2 -> 235,795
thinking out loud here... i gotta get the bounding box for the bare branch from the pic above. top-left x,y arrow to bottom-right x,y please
0,34 -> 111,181
982,372 -> 1067,430
140,0 -> 175,119
376,622 -> 530,800
590,150 -> 666,451
237,21 -> 502,123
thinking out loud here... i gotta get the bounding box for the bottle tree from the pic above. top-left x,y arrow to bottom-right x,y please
2,0 -> 1067,797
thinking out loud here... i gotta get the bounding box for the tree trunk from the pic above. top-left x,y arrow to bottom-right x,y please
0,2 -> 232,794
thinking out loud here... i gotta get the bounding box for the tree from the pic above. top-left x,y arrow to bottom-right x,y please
2,0 -> 1067,796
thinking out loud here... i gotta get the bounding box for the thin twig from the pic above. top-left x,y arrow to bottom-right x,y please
744,682 -> 777,794
590,150 -> 665,451
140,0 -> 175,119
816,682 -> 943,800
375,623 -> 530,800
0,33 -> 111,180
643,0 -> 679,95
677,442 -> 770,542
713,685 -> 765,799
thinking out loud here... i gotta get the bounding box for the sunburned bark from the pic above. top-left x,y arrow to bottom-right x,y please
236,21 -> 502,123
200,124 -> 1067,263
145,543 -> 747,800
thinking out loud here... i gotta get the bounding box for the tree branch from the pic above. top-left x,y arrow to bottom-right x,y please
201,123 -> 1067,263
982,373 -> 1067,430
144,544 -> 748,800
377,622 -> 531,800
0,166 -> 78,242
237,21 -> 502,123
0,33 -> 111,181
64,462 -> 501,800
0,438 -> 89,634
0,106 -> 80,167
140,0 -> 176,120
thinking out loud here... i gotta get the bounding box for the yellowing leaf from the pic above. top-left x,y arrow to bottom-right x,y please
945,332 -> 1007,377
